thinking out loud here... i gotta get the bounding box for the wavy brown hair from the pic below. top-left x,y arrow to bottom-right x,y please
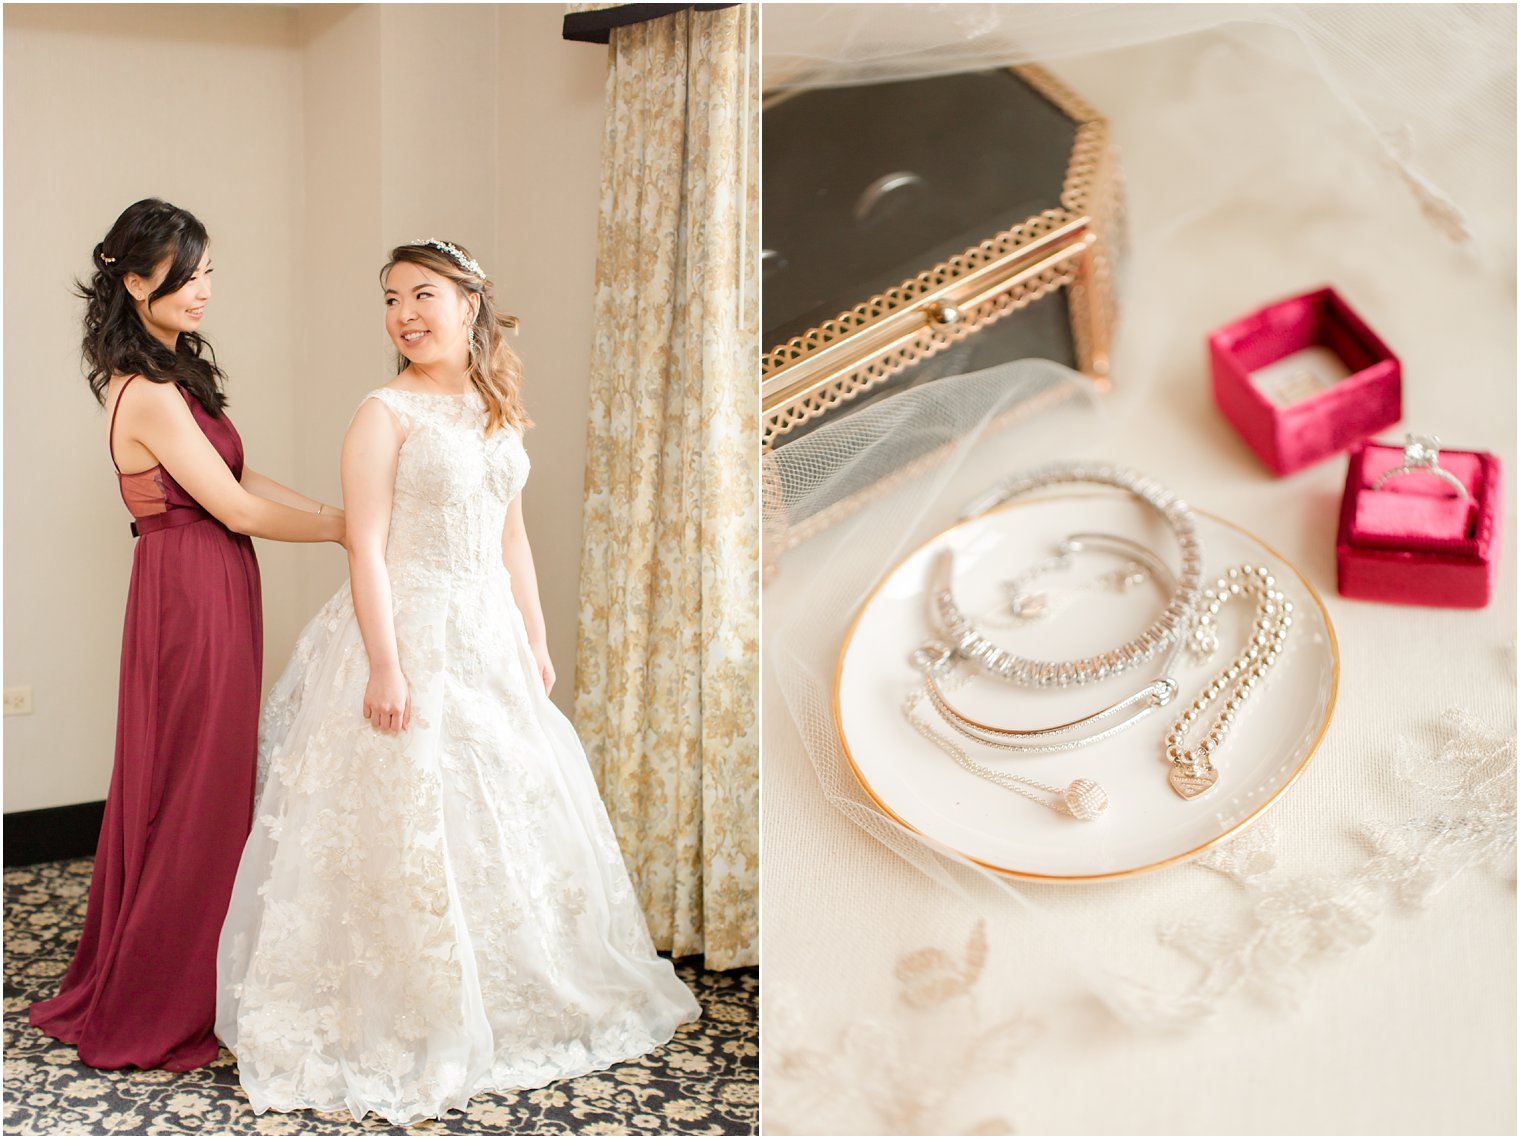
79,198 -> 227,417
381,241 -> 530,435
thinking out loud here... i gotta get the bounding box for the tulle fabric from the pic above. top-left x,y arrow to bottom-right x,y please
763,3 -> 1515,269
216,388 -> 699,1124
766,361 -> 1109,893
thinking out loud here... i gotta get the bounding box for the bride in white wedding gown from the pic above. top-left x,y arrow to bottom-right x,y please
215,239 -> 700,1124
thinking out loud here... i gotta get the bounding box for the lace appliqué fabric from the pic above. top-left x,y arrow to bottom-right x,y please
765,921 -> 1040,1136
1155,707 -> 1516,1020
217,387 -> 700,1125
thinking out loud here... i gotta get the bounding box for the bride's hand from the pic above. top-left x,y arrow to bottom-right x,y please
531,641 -> 556,696
363,666 -> 410,732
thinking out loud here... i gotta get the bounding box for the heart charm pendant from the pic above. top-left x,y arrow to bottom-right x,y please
1169,765 -> 1219,800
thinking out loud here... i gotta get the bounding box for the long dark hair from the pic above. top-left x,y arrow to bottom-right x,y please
79,198 -> 227,416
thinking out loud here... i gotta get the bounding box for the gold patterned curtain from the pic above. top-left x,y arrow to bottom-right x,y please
571,4 -> 758,970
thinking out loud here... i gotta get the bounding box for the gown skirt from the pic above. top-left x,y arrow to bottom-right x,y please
216,385 -> 699,1124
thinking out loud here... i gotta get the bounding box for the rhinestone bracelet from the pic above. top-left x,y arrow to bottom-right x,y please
902,530 -> 1191,821
910,532 -> 1183,756
932,462 -> 1205,688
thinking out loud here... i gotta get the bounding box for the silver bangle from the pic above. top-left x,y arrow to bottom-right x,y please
912,532 -> 1184,753
933,463 -> 1205,688
913,640 -> 1177,754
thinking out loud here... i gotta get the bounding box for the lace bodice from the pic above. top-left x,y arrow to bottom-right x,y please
364,387 -> 529,589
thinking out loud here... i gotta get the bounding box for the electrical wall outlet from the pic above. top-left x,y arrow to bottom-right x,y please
4,687 -> 33,716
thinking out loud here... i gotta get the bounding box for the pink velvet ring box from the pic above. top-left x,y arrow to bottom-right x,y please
1336,441 -> 1502,608
1209,287 -> 1401,476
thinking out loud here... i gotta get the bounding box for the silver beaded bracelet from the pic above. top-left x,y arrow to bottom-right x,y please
1163,563 -> 1294,799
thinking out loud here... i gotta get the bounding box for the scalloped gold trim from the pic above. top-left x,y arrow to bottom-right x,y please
1015,61 -> 1101,132
762,260 -> 1080,445
761,65 -> 1120,453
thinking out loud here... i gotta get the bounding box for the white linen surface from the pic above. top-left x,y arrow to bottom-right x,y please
761,9 -> 1516,1135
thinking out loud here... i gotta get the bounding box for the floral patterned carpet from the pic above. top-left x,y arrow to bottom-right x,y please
3,859 -> 758,1136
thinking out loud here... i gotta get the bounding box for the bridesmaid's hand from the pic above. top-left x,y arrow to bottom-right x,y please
531,641 -> 556,697
364,666 -> 410,732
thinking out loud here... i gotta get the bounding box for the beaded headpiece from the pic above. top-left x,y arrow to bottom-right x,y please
410,238 -> 485,278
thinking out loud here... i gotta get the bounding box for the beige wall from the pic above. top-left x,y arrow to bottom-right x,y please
3,4 -> 308,813
495,8 -> 607,714
3,4 -> 606,813
289,3 -> 386,619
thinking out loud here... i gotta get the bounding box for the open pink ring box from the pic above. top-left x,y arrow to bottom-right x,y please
1209,286 -> 1401,476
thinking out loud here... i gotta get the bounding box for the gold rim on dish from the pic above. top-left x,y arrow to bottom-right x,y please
831,497 -> 1340,882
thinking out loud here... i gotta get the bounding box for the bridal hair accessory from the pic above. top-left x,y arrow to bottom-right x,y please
98,251 -> 116,265
411,238 -> 485,278
1164,564 -> 1294,799
936,463 -> 1205,687
1370,433 -> 1468,499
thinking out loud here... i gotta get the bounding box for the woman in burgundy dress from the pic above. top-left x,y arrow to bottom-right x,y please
29,198 -> 346,1071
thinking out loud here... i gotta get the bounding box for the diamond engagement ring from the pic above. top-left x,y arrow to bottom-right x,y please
1370,434 -> 1469,499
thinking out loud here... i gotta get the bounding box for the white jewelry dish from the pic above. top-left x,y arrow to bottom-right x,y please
834,492 -> 1338,881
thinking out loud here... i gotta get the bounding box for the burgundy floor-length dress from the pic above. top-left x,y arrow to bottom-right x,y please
30,375 -> 263,1070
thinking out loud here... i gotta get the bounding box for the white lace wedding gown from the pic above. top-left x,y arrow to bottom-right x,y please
215,387 -> 700,1124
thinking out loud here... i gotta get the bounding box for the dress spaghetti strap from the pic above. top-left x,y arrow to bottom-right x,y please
107,375 -> 139,474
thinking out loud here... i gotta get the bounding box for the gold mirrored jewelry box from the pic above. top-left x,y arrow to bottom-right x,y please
761,65 -> 1122,454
